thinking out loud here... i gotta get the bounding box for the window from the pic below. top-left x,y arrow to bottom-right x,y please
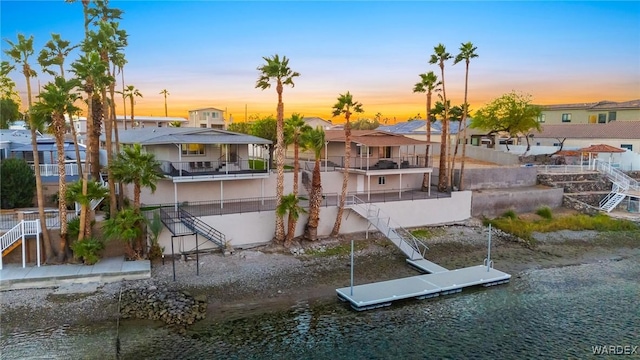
378,176 -> 386,185
609,112 -> 617,122
212,112 -> 219,119
598,114 -> 606,124
537,114 -> 545,123
561,113 -> 571,122
621,144 -> 632,151
200,124 -> 207,128
181,143 -> 205,156
553,143 -> 560,147
379,146 -> 392,158
356,145 -> 372,156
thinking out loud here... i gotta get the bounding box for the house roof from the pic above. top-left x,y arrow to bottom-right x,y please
76,116 -> 188,123
533,121 -> 640,139
188,107 -> 225,112
377,119 -> 474,135
578,144 -> 626,153
10,141 -> 80,153
105,127 -> 272,145
541,99 -> 640,111
0,129 -> 52,145
324,130 -> 428,146
303,117 -> 334,128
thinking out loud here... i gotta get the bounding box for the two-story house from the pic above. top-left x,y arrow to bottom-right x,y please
539,99 -> 640,125
188,107 -> 226,129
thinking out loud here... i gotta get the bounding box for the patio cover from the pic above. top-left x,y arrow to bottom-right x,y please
578,144 -> 626,153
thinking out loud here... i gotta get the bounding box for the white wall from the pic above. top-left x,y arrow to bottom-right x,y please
156,191 -> 472,252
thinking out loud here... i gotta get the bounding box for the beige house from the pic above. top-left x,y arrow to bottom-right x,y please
188,107 -> 226,129
539,99 -> 640,125
75,115 -> 189,142
532,121 -> 640,154
303,116 -> 335,130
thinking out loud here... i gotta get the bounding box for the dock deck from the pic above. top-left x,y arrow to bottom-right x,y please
336,265 -> 511,311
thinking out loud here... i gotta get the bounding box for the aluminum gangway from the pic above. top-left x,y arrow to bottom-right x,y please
595,160 -> 640,212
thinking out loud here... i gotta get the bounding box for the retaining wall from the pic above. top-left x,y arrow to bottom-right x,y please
471,186 -> 564,218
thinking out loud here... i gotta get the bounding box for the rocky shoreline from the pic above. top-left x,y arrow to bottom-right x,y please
1,219 -> 638,333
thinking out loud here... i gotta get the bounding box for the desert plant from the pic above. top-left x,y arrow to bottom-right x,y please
146,211 -> 164,260
70,237 -> 104,265
0,158 -> 35,209
103,206 -> 145,260
501,210 -> 518,220
535,206 -> 553,220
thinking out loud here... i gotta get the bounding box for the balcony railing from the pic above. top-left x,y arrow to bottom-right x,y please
30,163 -> 84,177
158,157 -> 269,178
325,156 -> 428,171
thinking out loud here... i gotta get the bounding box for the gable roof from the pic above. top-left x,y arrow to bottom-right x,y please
541,99 -> 640,111
324,130 -> 428,146
105,127 -> 271,145
378,119 -> 474,135
533,121 -> 640,139
188,107 -> 225,112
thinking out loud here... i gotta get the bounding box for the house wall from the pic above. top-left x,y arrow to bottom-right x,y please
189,108 -> 225,128
155,191 -> 472,251
541,108 -> 640,125
533,137 -> 640,154
471,187 -> 564,218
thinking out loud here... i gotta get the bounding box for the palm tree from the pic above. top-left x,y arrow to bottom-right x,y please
160,89 -> 169,117
284,113 -> 311,243
108,143 -> 163,211
37,33 -> 84,179
71,51 -> 108,240
103,207 -> 145,260
454,42 -> 478,191
123,85 -> 142,129
255,54 -> 300,244
429,44 -> 452,192
32,76 -> 81,262
331,92 -> 363,236
448,104 -> 465,187
413,71 -> 441,191
276,193 -> 308,248
4,34 -> 54,260
301,126 -> 325,241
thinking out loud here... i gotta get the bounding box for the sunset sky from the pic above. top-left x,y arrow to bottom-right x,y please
1,1 -> 639,123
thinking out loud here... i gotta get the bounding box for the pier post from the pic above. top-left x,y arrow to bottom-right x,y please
350,239 -> 354,296
487,224 -> 492,272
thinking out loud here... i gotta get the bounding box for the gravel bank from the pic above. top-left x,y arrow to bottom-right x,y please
1,222 -> 638,332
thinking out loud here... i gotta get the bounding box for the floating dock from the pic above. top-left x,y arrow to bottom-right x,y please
336,264 -> 511,311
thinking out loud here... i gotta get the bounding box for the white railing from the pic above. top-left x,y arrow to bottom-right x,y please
0,220 -> 40,269
30,163 -> 84,177
534,164 -> 594,174
595,160 -> 639,192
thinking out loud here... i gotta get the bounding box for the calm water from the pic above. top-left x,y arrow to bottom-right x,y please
2,258 -> 639,360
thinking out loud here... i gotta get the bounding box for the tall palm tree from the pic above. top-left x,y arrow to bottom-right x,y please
37,33 -> 84,179
331,91 -> 363,236
454,42 -> 478,191
123,85 -> 142,129
108,143 -> 163,211
32,76 -> 81,262
255,54 -> 300,244
429,44 -> 452,192
70,51 -> 108,240
301,126 -> 325,241
4,34 -> 54,259
448,104 -> 465,187
413,71 -> 441,191
276,193 -> 307,248
160,89 -> 169,117
284,113 -> 311,243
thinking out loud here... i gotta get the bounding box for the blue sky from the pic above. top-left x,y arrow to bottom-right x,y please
1,1 -> 639,121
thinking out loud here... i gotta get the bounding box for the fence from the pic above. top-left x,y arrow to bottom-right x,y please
0,210 -> 78,230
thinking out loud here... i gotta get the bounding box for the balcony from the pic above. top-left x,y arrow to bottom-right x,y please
324,156 -> 429,172
29,163 -> 85,177
158,157 -> 269,182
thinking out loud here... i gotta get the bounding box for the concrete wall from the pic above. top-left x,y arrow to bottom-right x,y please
471,187 -> 564,218
156,191 -> 472,252
432,166 -> 538,190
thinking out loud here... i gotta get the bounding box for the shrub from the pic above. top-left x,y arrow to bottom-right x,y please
0,158 -> 35,209
70,237 -> 105,265
501,210 -> 517,220
535,206 -> 553,220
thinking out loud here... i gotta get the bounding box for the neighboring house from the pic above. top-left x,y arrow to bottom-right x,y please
188,107 -> 226,129
531,121 -> 640,154
74,115 -> 190,140
303,116 -> 335,130
378,119 -> 478,144
323,129 -> 433,197
539,99 -> 640,125
106,127 -> 272,205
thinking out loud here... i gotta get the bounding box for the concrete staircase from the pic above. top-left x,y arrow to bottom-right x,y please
537,171 -> 613,212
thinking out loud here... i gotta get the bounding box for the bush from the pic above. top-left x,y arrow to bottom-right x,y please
0,158 -> 35,209
535,206 -> 553,220
501,210 -> 518,220
70,237 -> 105,265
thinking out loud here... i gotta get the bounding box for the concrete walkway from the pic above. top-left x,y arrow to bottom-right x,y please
0,256 -> 150,291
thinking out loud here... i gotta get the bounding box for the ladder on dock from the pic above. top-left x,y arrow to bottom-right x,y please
346,195 -> 428,260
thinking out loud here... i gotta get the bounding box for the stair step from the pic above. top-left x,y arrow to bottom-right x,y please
2,240 -> 21,257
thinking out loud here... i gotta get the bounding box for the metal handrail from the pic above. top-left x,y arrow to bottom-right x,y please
595,159 -> 638,191
347,195 -> 428,259
178,208 -> 226,249
1,220 -> 40,253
